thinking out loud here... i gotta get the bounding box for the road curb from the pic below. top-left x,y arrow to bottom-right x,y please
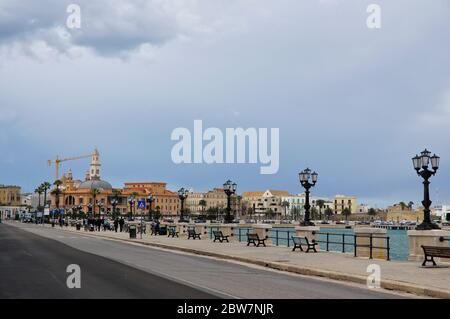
9,223 -> 450,299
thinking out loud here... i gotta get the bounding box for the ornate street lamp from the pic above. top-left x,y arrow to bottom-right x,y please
146,194 -> 155,221
412,149 -> 440,230
299,168 -> 318,226
111,198 -> 119,219
97,201 -> 104,218
87,203 -> 93,217
178,188 -> 189,222
128,196 -> 135,220
223,180 -> 237,224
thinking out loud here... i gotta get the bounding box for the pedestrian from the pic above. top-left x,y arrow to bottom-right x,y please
119,217 -> 124,232
114,218 -> 119,232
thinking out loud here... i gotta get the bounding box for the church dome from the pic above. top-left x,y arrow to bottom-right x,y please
78,179 -> 112,190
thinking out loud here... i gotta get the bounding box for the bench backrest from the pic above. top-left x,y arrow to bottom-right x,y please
422,245 -> 450,257
248,233 -> 259,240
292,236 -> 311,245
188,228 -> 197,235
213,230 -> 223,237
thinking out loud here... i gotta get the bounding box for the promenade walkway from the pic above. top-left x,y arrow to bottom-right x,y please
12,222 -> 450,298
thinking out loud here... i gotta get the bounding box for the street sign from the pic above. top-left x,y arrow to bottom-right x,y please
44,208 -> 50,216
137,200 -> 146,209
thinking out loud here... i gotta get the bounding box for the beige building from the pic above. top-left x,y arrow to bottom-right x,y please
334,194 -> 358,215
0,185 -> 21,206
186,188 -> 240,216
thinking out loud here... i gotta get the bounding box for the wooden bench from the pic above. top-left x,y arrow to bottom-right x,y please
292,236 -> 318,253
247,233 -> 267,247
167,227 -> 179,238
213,230 -> 230,243
421,245 -> 450,266
187,228 -> 201,240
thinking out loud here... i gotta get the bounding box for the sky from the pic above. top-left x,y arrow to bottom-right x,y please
0,0 -> 450,208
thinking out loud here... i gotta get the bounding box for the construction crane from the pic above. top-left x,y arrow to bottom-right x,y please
48,153 -> 93,181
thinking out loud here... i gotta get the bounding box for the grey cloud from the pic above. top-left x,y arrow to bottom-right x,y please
0,0 -> 210,57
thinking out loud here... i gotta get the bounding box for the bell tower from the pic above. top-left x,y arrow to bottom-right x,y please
89,148 -> 101,180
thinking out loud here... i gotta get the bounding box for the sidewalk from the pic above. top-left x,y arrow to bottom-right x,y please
12,222 -> 450,298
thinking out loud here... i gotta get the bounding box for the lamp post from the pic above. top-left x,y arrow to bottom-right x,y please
87,203 -> 93,217
97,201 -> 104,219
412,149 -> 441,230
147,194 -> 155,221
299,168 -> 318,226
178,188 -> 189,222
223,180 -> 237,224
128,196 -> 135,220
111,198 -> 118,219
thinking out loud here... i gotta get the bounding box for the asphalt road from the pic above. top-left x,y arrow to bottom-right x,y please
1,223 -> 409,299
0,223 -> 216,298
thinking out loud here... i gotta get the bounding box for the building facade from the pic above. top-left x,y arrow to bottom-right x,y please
242,190 -> 290,219
50,150 -> 180,217
0,185 -> 21,206
334,195 -> 358,215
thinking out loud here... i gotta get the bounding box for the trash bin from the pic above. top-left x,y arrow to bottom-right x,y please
129,225 -> 137,239
76,223 -> 81,230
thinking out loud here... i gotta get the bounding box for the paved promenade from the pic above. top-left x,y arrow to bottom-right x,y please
8,221 -> 450,298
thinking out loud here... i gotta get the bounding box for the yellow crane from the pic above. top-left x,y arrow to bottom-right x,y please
48,153 -> 93,180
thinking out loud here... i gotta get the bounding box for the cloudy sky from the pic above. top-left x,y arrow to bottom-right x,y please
1,0 -> 449,207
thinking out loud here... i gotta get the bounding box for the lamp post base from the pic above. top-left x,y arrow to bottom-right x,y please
415,222 -> 441,230
300,220 -> 315,226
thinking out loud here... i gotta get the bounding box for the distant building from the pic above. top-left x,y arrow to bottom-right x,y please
51,149 -> 180,217
186,188 -> 228,215
242,190 -> 290,218
0,185 -> 21,206
433,205 -> 450,222
334,195 -> 358,215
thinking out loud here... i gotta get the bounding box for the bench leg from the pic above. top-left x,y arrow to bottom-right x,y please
422,255 -> 437,267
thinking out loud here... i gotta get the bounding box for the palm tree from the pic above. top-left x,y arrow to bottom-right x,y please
324,207 -> 333,221
35,186 -> 43,212
90,188 -> 101,218
51,180 -> 63,222
342,207 -> 351,221
408,201 -> 414,211
399,201 -> 407,210
316,199 -> 325,220
40,182 -> 51,223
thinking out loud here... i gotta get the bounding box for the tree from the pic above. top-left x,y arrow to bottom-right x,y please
368,208 -> 377,216
399,201 -> 407,210
292,207 -> 301,221
40,182 -> 51,224
281,201 -> 289,219
408,201 -> 414,210
35,186 -> 44,212
51,180 -> 63,220
342,207 -> 351,221
324,207 -> 333,220
316,199 -> 325,220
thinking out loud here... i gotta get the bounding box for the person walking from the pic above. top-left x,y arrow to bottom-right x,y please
119,217 -> 124,232
114,218 -> 119,232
